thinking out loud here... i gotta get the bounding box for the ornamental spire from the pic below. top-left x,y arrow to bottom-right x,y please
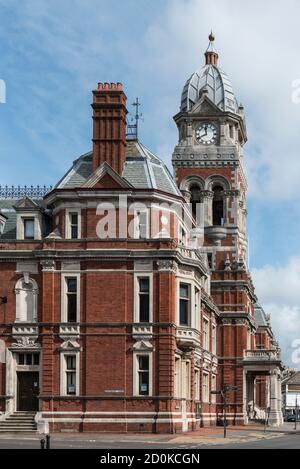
205,31 -> 219,66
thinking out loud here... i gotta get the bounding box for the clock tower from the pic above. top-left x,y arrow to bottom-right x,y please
173,32 -> 249,270
173,34 -> 258,424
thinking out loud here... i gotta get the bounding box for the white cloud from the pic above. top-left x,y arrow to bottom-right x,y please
1,0 -> 300,199
252,257 -> 300,367
138,0 -> 300,200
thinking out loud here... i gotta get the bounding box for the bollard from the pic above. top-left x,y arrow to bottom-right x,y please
40,438 -> 45,450
46,434 -> 51,450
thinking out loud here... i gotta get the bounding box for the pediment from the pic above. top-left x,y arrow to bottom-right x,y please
60,340 -> 80,350
190,95 -> 222,116
133,340 -> 154,352
81,162 -> 133,189
13,197 -> 42,212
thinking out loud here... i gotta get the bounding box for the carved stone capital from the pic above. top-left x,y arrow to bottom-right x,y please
200,190 -> 214,199
40,260 -> 56,272
235,319 -> 248,326
156,260 -> 177,273
222,319 -> 232,326
223,190 -> 240,198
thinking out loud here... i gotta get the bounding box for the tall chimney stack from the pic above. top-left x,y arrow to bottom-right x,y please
92,82 -> 127,174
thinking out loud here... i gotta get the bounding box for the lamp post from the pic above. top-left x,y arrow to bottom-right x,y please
211,385 -> 239,438
0,297 -> 7,304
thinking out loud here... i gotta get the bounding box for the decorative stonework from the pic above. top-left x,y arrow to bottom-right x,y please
222,319 -> 232,325
132,340 -> 154,352
59,325 -> 80,341
40,260 -> 56,272
11,336 -> 40,348
223,190 -> 240,197
156,260 -> 177,273
132,325 -> 153,339
60,339 -> 81,351
235,319 -> 249,326
224,255 -> 232,271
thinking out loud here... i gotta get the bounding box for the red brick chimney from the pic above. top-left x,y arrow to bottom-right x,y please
92,82 -> 127,174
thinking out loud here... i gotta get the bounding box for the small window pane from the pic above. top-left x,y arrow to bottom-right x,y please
66,356 -> 76,370
26,353 -> 32,365
18,353 -> 25,365
138,356 -> 149,396
33,354 -> 40,365
180,299 -> 189,325
139,278 -> 149,293
70,213 -> 79,239
139,356 -> 149,370
70,214 -> 78,225
180,284 -> 189,299
24,219 -> 34,239
67,294 -> 77,322
67,278 -> 77,293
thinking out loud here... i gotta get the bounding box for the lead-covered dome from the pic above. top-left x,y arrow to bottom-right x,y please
180,34 -> 238,114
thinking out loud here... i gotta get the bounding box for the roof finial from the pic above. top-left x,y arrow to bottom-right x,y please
208,31 -> 215,42
205,31 -> 219,66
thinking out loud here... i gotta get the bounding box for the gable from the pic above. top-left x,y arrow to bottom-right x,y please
190,94 -> 223,116
81,162 -> 133,190
91,172 -> 126,189
13,197 -> 40,211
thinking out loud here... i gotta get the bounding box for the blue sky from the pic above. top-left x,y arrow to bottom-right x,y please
1,0 -> 300,365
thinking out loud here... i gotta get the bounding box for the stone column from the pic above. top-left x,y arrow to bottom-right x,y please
277,374 -> 284,425
201,191 -> 214,227
246,373 -> 255,421
268,370 -> 282,427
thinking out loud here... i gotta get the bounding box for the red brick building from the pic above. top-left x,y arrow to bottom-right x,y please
0,35 -> 283,433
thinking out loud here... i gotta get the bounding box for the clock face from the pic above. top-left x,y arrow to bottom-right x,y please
196,123 -> 217,145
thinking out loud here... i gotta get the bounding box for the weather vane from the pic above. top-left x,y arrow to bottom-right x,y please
126,97 -> 143,140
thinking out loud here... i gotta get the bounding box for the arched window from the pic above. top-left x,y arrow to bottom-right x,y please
15,277 -> 38,323
190,185 -> 201,221
212,185 -> 225,226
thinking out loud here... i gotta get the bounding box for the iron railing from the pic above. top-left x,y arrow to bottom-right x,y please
0,185 -> 52,199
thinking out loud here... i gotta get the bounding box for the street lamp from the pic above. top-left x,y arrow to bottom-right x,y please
211,385 -> 239,438
0,297 -> 7,304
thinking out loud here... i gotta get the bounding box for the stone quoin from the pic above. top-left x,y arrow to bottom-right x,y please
0,34 -> 283,433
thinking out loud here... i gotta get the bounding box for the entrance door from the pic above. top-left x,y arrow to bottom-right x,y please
17,372 -> 39,411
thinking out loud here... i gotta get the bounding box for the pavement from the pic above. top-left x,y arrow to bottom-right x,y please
0,423 -> 299,449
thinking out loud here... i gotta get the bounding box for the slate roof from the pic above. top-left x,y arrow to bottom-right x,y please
0,140 -> 182,240
254,303 -> 270,328
181,64 -> 238,114
56,140 -> 181,197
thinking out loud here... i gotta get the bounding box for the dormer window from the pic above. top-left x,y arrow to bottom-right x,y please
14,197 -> 43,240
23,218 -> 35,240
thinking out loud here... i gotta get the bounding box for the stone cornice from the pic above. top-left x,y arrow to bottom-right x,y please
0,248 -> 209,277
